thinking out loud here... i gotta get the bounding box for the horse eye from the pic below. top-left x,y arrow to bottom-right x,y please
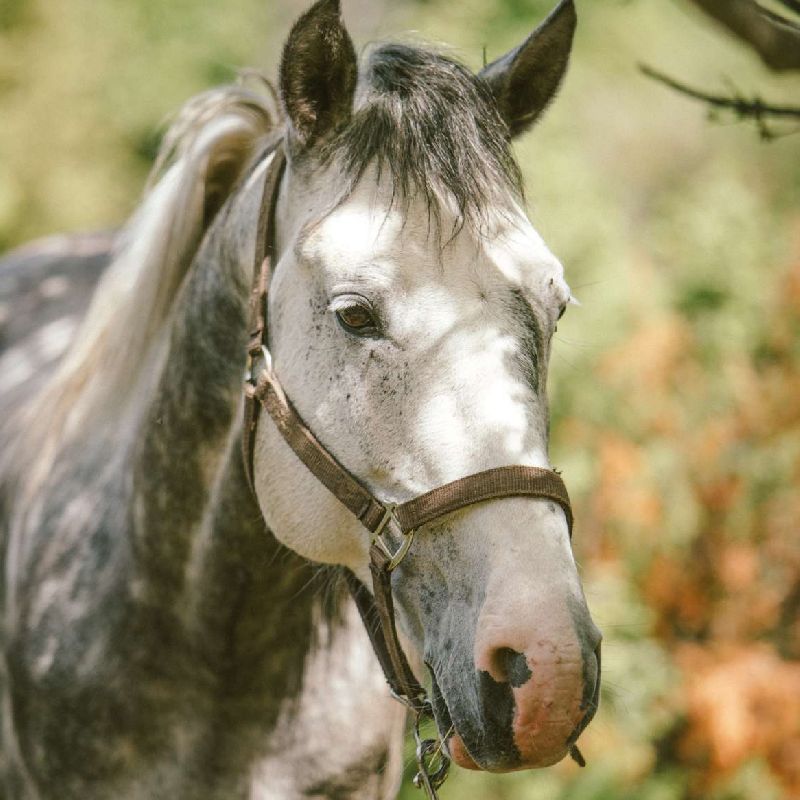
335,304 -> 378,336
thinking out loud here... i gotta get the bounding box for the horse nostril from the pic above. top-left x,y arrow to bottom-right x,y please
494,647 -> 532,688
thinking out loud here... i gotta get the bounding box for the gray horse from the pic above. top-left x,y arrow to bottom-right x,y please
0,1 -> 600,797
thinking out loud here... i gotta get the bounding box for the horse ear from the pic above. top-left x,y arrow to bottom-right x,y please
279,0 -> 358,152
478,0 -> 577,138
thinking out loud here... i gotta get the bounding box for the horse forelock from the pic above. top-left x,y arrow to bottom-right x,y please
325,42 -> 524,234
0,82 -> 279,489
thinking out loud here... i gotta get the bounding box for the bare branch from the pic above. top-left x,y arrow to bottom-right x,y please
759,6 -> 800,31
776,0 -> 800,17
688,0 -> 800,71
640,64 -> 800,138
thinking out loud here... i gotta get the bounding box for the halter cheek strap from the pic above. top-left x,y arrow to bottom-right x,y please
241,141 -> 577,796
246,355 -> 573,701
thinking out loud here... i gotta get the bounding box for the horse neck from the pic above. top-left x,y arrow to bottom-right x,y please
117,155 -> 325,684
128,163 -> 265,595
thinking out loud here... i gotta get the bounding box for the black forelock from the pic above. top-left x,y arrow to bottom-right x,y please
323,42 -> 524,233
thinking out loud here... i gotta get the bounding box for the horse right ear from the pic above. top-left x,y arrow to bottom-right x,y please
279,0 -> 358,153
478,0 -> 577,138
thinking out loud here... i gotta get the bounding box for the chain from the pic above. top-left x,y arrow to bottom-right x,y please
411,704 -> 451,799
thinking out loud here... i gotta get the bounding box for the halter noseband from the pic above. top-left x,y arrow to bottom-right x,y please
241,142 -> 575,796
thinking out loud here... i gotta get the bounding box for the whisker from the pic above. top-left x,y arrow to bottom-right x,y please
553,335 -> 603,350
552,350 -> 582,372
569,279 -> 609,291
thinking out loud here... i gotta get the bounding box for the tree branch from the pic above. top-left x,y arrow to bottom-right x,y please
640,64 -> 800,138
776,0 -> 800,17
759,6 -> 800,31
688,0 -> 800,71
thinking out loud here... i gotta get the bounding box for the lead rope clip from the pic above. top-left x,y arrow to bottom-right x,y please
411,704 -> 451,799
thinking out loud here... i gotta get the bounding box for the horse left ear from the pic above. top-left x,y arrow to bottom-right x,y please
478,0 -> 577,138
279,0 -> 358,152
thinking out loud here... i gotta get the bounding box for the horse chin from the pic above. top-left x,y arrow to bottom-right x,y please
446,733 -> 568,772
446,734 -> 481,770
427,668 -> 511,773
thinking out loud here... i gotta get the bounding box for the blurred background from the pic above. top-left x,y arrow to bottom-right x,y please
1,0 -> 798,798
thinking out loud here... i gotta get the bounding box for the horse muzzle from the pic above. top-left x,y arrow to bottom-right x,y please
430,606 -> 602,772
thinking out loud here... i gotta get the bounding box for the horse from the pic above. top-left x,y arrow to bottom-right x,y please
0,0 -> 601,797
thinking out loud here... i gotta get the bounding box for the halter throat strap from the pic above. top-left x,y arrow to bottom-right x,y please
241,141 -> 576,790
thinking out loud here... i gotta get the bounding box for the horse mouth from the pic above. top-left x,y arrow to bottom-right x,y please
428,665 -> 516,771
426,651 -> 600,773
426,665 -> 465,763
428,664 -> 491,771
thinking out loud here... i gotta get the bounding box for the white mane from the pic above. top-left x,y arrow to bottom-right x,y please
2,81 -> 278,485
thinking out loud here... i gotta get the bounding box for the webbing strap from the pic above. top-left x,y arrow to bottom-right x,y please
395,464 -> 573,535
249,368 -> 573,537
242,146 -> 287,492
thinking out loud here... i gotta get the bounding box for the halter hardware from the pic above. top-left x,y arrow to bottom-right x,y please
371,504 -> 416,571
413,706 -> 451,794
244,345 -> 273,385
241,141 -> 578,798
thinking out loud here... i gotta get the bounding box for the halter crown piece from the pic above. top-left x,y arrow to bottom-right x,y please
242,141 -> 577,798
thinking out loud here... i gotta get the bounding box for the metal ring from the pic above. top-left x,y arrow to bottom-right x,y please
386,529 -> 415,571
415,738 -> 450,791
371,503 -> 398,542
371,504 -> 416,571
260,345 -> 273,372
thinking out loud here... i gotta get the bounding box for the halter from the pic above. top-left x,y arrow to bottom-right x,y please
242,142 -> 576,797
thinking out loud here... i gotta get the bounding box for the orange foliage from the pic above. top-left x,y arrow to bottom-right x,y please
677,644 -> 800,798
641,553 -> 712,640
593,434 -> 662,531
575,256 -> 800,794
690,418 -> 740,469
598,314 -> 694,394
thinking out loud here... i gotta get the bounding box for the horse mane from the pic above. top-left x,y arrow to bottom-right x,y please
1,81 -> 279,486
328,42 -> 524,233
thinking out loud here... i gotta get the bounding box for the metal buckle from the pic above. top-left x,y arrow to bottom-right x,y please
244,345 -> 273,384
371,503 -> 415,571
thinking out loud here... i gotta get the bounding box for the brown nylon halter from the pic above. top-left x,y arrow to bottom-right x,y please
242,142 -> 577,795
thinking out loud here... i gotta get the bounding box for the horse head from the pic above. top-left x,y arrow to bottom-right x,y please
253,0 -> 600,774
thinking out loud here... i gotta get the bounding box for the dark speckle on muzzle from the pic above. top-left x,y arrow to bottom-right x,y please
497,647 -> 532,688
